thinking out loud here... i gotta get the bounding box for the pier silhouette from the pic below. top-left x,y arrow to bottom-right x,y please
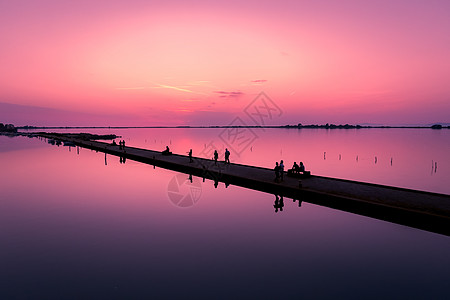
38,133 -> 450,236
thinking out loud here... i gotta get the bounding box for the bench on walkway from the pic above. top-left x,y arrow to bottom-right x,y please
287,169 -> 311,178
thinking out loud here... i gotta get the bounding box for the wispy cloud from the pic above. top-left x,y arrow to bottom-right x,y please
214,91 -> 244,99
251,79 -> 268,83
153,83 -> 199,94
175,108 -> 194,113
116,82 -> 208,95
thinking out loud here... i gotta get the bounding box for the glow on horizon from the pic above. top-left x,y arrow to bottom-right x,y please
0,0 -> 449,126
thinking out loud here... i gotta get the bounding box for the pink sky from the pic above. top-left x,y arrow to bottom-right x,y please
1,0 -> 449,126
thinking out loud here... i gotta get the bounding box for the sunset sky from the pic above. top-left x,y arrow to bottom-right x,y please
1,0 -> 449,126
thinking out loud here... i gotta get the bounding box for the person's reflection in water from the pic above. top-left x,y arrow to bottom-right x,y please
293,198 -> 302,207
214,179 -> 218,188
274,195 -> 284,213
189,174 -> 193,183
224,182 -> 230,188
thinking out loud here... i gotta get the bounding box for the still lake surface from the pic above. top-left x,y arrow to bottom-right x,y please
1,128 -> 449,299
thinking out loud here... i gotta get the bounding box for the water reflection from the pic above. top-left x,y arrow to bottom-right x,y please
2,133 -> 450,299
293,198 -> 302,207
274,194 -> 284,213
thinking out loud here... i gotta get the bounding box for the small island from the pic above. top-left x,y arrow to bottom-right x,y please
0,123 -> 17,133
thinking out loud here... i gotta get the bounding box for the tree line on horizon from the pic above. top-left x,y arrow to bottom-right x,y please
0,123 -> 17,132
2,122 -> 449,130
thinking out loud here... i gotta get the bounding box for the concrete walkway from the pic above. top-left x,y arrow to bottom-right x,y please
39,133 -> 450,236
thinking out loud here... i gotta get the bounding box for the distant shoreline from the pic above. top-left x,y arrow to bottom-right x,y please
16,124 -> 450,130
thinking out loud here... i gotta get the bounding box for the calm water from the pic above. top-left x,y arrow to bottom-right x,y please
1,128 -> 449,299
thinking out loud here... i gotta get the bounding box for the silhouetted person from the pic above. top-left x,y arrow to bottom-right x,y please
214,150 -> 219,165
280,160 -> 285,181
224,148 -> 230,164
214,180 -> 218,188
112,140 -> 117,146
292,162 -> 300,173
299,162 -> 305,173
274,162 -> 280,182
162,146 -> 171,155
188,149 -> 193,163
189,174 -> 193,183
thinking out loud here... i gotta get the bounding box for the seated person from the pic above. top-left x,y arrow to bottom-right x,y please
299,162 -> 305,173
288,161 -> 310,177
162,146 -> 172,155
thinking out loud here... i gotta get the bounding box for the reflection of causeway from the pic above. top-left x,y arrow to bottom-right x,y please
38,133 -> 450,237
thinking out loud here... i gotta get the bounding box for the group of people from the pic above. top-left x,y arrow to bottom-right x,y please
291,161 -> 305,174
165,146 -> 306,182
112,140 -> 126,150
274,160 -> 285,182
178,147 -> 230,164
212,148 -> 230,164
274,160 -> 306,182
